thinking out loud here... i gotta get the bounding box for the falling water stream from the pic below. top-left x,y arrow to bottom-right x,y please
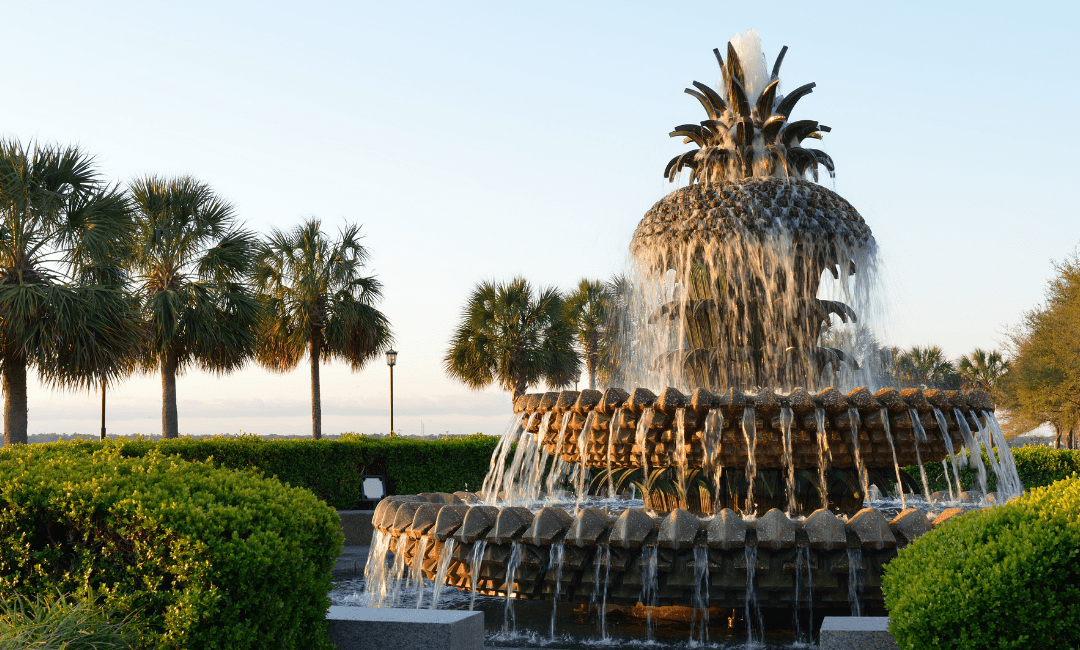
742,408 -> 757,514
548,543 -> 565,639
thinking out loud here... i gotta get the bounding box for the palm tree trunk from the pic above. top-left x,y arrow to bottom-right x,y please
3,351 -> 28,445
162,355 -> 179,439
512,379 -> 527,407
310,334 -> 322,440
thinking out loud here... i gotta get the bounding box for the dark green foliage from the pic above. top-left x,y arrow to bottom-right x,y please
0,444 -> 341,650
905,445 -> 1080,495
883,475 -> 1080,649
39,434 -> 499,509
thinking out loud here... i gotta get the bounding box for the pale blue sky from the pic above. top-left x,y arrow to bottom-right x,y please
2,1 -> 1078,437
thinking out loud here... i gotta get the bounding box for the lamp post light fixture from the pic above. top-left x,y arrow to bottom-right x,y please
386,349 -> 397,436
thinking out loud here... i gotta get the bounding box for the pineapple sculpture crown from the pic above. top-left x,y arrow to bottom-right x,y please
665,30 -> 834,185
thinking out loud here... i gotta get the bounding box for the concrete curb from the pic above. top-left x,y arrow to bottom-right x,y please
820,616 -> 898,650
326,606 -> 484,650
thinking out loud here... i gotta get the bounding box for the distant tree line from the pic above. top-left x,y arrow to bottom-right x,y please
0,139 -> 392,444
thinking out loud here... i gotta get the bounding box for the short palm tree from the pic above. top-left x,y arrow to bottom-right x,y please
445,277 -> 580,404
958,348 -> 1009,392
253,219 -> 392,439
564,279 -> 613,390
895,345 -> 958,389
129,176 -> 260,439
0,140 -> 139,445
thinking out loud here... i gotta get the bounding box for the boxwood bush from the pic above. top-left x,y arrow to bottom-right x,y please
84,434 -> 499,510
0,444 -> 342,650
882,475 -> 1080,649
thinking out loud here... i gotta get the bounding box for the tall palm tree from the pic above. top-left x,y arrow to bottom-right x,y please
129,176 -> 260,439
0,140 -> 139,445
253,219 -> 392,440
445,277 -> 580,404
958,348 -> 1009,393
564,279 -> 613,390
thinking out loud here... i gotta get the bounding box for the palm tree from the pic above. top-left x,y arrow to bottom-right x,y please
0,140 -> 139,445
894,345 -> 959,389
253,219 -> 392,439
564,279 -> 613,390
445,277 -> 580,404
958,348 -> 1009,393
129,176 -> 260,439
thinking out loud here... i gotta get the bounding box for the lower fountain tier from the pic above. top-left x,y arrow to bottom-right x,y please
513,386 -> 996,469
371,493 -> 963,611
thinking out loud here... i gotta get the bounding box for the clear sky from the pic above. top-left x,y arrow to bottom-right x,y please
2,1 -> 1078,438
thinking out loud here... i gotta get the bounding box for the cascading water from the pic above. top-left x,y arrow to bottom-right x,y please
815,407 -> 831,509
429,539 -> 456,610
675,408 -> 690,509
640,546 -> 659,642
548,543 -> 565,639
361,530 -> 392,608
880,408 -> 906,508
954,408 -> 989,498
781,407 -> 796,514
410,536 -> 429,609
909,408 -> 934,501
985,411 -> 1023,500
742,407 -> 757,514
469,540 -> 487,611
847,408 -> 870,501
934,407 -> 965,497
387,534 -> 409,607
502,542 -> 522,634
847,547 -> 863,617
691,546 -> 710,644
744,545 -> 763,644
481,414 -> 527,503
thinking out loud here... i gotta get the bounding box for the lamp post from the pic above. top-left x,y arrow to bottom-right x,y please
386,349 -> 397,436
100,377 -> 106,440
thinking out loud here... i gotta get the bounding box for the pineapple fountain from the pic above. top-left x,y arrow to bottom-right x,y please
360,31 -> 1022,644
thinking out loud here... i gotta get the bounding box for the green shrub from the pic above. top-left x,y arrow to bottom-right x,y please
48,434 -> 499,509
0,589 -> 140,649
0,445 -> 342,650
906,445 -> 1080,495
882,475 -> 1080,649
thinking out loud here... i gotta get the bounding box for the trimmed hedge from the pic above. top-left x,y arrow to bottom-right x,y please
0,444 -> 342,650
44,434 -> 499,510
906,445 -> 1080,495
882,475 -> 1080,649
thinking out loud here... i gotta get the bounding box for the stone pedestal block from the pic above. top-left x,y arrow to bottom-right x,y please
326,606 -> 484,650
819,616 -> 898,650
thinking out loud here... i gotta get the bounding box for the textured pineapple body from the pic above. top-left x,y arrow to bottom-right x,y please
627,178 -> 875,391
632,178 -> 870,263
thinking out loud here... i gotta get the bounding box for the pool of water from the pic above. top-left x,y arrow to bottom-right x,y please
331,577 -> 815,649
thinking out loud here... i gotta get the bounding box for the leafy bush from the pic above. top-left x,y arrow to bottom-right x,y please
0,445 -> 342,650
906,445 -> 1080,495
0,589 -> 139,650
882,475 -> 1080,649
57,434 -> 500,509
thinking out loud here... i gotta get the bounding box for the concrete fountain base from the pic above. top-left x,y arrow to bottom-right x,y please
326,606 -> 484,650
